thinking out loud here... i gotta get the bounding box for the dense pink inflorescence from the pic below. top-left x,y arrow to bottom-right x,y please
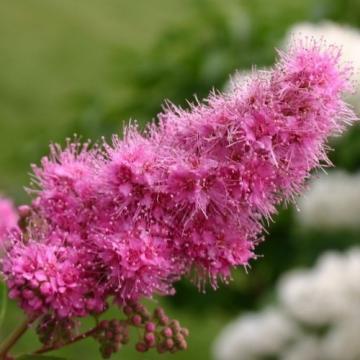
0,41 -> 356,318
0,196 -> 18,244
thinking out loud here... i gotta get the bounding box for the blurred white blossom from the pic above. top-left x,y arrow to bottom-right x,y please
278,248 -> 360,325
213,247 -> 360,360
322,314 -> 360,360
296,171 -> 360,229
213,307 -> 299,360
283,21 -> 360,112
281,336 -> 323,360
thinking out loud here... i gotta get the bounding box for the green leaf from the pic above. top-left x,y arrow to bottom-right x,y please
17,356 -> 66,360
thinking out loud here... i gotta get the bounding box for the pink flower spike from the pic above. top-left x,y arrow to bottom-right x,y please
0,40 -> 356,321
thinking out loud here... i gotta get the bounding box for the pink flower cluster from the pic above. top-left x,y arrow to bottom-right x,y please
1,42 -> 355,319
0,196 -> 18,245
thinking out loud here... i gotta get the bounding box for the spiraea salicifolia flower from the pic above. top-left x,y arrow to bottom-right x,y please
296,171 -> 360,229
0,41 -> 355,320
2,240 -> 105,318
149,40 -> 354,285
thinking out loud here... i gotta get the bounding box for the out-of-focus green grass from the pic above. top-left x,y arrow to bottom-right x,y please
0,0 -> 194,199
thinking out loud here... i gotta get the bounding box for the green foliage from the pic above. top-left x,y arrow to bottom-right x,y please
17,356 -> 65,360
330,124 -> 360,172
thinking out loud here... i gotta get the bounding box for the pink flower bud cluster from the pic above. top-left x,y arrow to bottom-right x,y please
0,41 -> 355,319
91,304 -> 188,358
36,314 -> 80,347
94,319 -> 130,359
122,304 -> 189,354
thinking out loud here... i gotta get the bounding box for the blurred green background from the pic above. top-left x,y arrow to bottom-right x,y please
1,0 -> 360,359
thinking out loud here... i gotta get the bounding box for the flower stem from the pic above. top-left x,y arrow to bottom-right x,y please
0,283 -> 7,337
0,316 -> 35,359
34,326 -> 99,355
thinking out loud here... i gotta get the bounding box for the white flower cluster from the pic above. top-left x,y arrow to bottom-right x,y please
212,307 -> 299,360
296,171 -> 360,230
283,21 -> 360,113
278,248 -> 360,325
213,247 -> 360,360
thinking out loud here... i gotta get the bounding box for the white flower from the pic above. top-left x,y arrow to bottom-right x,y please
214,248 -> 360,360
281,336 -> 323,360
212,307 -> 299,360
278,248 -> 360,326
322,313 -> 360,360
283,21 -> 360,112
296,171 -> 360,230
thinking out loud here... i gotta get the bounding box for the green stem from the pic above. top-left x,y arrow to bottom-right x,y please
0,316 -> 36,359
0,283 -> 7,338
34,326 -> 99,355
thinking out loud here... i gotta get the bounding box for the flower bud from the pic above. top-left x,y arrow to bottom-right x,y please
175,333 -> 185,344
154,307 -> 165,319
131,314 -> 142,326
156,343 -> 166,354
181,327 -> 189,337
123,305 -> 133,316
145,321 -> 156,332
144,332 -> 156,347
99,320 -> 109,330
18,205 -> 31,218
171,320 -> 181,332
162,327 -> 173,338
159,315 -> 169,326
165,338 -> 175,350
135,342 -> 148,353
178,339 -> 188,350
